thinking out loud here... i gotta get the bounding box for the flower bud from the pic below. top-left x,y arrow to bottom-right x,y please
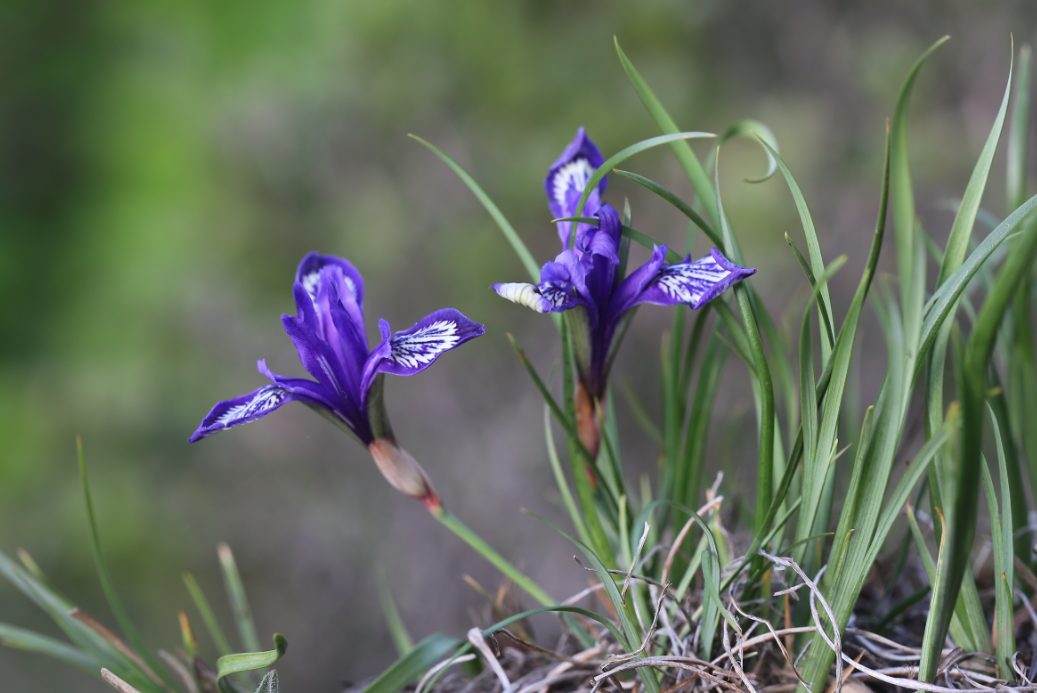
368,438 -> 440,511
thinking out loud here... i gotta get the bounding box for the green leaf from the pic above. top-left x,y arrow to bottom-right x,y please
506,333 -> 617,517
919,190 -> 1037,367
217,544 -> 262,656
922,129 -> 1037,679
891,36 -> 949,318
567,132 -> 717,249
615,38 -> 719,229
936,43 -> 1013,289
981,408 -> 1015,675
0,622 -> 98,674
78,439 -> 176,690
714,159 -> 775,540
719,120 -> 780,183
1008,44 -> 1032,213
785,234 -> 834,346
362,634 -> 461,693
217,634 -> 288,682
544,403 -> 592,546
611,170 -> 720,247
375,565 -> 414,657
757,138 -> 835,359
409,135 -> 540,283
183,572 -> 234,657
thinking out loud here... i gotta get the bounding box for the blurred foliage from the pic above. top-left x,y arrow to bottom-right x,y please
1,1 -> 1035,691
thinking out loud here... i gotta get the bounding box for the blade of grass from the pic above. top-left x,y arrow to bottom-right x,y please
611,170 -> 720,247
714,157 -> 775,540
891,36 -> 950,318
567,132 -> 716,249
922,171 -> 1037,680
409,135 -> 539,283
936,39 -> 1013,289
614,38 -> 719,229
182,573 -> 234,657
216,635 -> 287,685
544,404 -> 591,546
217,544 -> 261,656
1008,45 -> 1032,213
620,382 -> 663,447
78,438 -> 176,690
719,120 -> 780,183
0,622 -> 99,674
982,407 -> 1015,675
918,192 -> 1037,369
758,138 -> 835,359
375,565 -> 414,657
905,499 -> 974,649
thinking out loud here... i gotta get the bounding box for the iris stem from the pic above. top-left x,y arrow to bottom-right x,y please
431,506 -> 554,607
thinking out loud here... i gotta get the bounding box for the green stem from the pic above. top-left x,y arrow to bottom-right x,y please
431,506 -> 554,607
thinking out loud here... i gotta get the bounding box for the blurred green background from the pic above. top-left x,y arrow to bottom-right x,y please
1,1 -> 1034,690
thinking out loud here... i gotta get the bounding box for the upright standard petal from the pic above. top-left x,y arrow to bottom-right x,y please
281,314 -> 367,437
295,252 -> 366,334
618,248 -> 757,314
546,127 -> 607,247
363,309 -> 485,387
296,252 -> 365,313
188,385 -> 301,443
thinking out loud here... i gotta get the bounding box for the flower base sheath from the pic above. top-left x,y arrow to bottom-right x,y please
493,128 -> 756,459
189,252 -> 484,506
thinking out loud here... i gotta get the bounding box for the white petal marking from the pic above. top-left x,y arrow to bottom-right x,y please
342,274 -> 357,299
302,271 -> 321,301
653,262 -> 731,304
216,386 -> 286,425
552,158 -> 595,210
494,283 -> 571,313
390,320 -> 461,369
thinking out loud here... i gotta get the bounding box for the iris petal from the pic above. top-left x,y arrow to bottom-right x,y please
188,385 -> 297,443
362,309 -> 486,392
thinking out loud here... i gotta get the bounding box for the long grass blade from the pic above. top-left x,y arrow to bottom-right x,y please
78,439 -> 176,689
614,39 -> 719,228
409,135 -> 540,283
611,169 -> 720,246
567,132 -> 716,249
923,160 -> 1037,680
0,622 -> 99,674
375,565 -> 414,657
758,138 -> 835,358
982,406 -> 1015,675
217,544 -> 262,656
216,634 -> 287,686
182,572 -> 234,657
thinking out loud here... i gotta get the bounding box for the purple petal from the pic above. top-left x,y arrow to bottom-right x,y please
281,314 -> 365,424
621,248 -> 757,314
188,385 -> 299,443
363,309 -> 485,388
257,359 -> 338,411
580,204 -> 621,263
546,127 -> 607,247
607,244 -> 669,322
296,252 -> 365,313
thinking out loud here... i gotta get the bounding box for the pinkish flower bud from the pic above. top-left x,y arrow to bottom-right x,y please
368,438 -> 441,511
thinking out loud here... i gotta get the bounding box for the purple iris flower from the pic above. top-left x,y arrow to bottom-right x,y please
493,128 -> 755,460
190,252 -> 485,508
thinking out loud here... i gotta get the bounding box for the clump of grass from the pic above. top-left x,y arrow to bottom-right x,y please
5,33 -> 1037,693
